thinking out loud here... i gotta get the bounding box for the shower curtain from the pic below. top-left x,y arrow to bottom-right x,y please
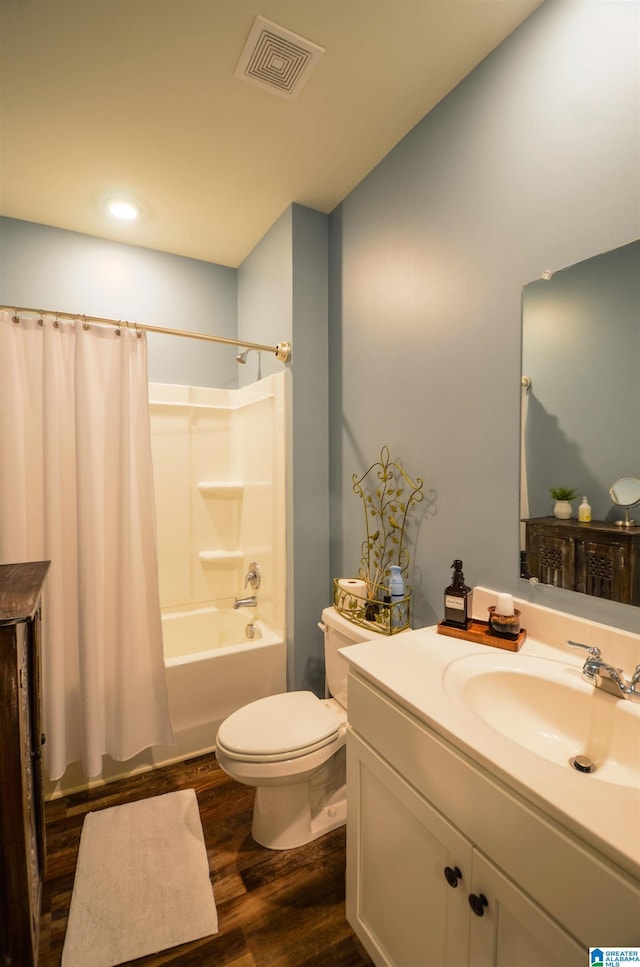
0,309 -> 174,779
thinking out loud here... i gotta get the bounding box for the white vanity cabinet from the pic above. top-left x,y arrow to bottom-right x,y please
466,851 -> 582,967
348,730 -> 471,966
346,671 -> 638,967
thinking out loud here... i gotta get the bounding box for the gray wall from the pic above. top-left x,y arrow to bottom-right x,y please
0,217 -> 237,388
290,206 -> 330,692
329,0 -> 640,634
238,205 -> 330,692
523,240 -> 640,522
237,207 -> 292,387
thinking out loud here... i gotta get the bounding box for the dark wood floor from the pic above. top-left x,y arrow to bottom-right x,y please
38,752 -> 373,966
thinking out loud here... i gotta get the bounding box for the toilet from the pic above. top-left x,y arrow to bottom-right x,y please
215,605 -> 390,850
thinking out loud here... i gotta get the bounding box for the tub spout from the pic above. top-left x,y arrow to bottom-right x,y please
234,595 -> 257,610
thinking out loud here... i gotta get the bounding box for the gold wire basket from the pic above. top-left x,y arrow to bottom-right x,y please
333,578 -> 411,636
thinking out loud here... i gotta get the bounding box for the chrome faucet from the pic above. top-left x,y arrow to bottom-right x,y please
567,641 -> 640,702
233,595 -> 257,610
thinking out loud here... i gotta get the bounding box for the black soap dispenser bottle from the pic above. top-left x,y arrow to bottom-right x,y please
444,560 -> 472,629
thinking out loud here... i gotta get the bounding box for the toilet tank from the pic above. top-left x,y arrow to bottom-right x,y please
321,606 -> 391,710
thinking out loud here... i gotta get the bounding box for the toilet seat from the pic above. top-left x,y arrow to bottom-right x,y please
216,690 -> 341,763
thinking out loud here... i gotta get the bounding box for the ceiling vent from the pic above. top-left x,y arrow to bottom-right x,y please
234,16 -> 324,100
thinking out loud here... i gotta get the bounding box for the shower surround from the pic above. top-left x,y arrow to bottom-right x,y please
149,372 -> 287,759
150,373 -> 286,626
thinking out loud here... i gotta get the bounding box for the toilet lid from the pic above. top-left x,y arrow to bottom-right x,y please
216,691 -> 341,761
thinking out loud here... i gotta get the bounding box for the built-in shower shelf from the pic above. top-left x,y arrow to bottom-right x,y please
198,481 -> 243,499
149,400 -> 235,411
198,549 -> 244,566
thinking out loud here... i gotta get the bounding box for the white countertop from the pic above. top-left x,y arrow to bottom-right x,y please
340,620 -> 640,881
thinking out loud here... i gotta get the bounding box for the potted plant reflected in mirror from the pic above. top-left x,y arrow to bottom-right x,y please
549,487 -> 578,519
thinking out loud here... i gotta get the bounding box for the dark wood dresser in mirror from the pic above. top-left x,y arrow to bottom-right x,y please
524,518 -> 640,606
0,561 -> 50,967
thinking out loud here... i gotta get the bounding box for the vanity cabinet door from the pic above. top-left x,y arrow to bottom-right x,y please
346,732 -> 471,967
527,526 -> 575,590
577,539 -> 627,600
468,850 -> 584,967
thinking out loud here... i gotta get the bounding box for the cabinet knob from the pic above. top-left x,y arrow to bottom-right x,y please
469,893 -> 489,917
444,866 -> 462,888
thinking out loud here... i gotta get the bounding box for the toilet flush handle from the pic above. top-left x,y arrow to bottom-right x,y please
317,621 -> 327,633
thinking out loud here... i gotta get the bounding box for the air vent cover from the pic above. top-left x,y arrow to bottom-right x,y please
234,16 -> 324,100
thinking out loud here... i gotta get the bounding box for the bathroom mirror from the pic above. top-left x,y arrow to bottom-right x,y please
520,239 -> 640,605
610,476 -> 640,527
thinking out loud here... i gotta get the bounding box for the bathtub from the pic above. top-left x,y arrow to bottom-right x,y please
44,605 -> 286,797
155,605 -> 287,765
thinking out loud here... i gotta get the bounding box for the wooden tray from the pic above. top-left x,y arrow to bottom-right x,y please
437,618 -> 526,652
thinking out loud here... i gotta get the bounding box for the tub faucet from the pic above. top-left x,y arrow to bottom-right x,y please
234,595 -> 257,610
567,641 -> 640,702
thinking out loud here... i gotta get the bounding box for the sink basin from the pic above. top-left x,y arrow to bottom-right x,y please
443,653 -> 640,787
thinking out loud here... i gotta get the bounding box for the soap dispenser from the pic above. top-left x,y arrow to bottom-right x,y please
578,496 -> 591,522
444,560 -> 472,629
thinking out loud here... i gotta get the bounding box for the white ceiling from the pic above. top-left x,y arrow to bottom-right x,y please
0,1 -> 542,268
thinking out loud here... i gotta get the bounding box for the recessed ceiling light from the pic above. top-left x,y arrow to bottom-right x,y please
108,199 -> 139,221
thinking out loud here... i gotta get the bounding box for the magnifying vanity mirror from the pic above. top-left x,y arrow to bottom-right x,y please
610,476 -> 640,527
520,239 -> 640,608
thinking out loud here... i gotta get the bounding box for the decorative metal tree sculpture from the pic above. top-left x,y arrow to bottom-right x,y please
354,444 -> 424,595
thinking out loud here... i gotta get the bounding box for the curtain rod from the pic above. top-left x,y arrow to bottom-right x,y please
1,304 -> 292,362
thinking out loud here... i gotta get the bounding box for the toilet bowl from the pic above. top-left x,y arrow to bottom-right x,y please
215,605 -> 391,850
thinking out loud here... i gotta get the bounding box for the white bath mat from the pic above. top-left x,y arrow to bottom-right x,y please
62,788 -> 218,967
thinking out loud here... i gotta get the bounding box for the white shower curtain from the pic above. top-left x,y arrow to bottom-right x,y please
0,309 -> 174,779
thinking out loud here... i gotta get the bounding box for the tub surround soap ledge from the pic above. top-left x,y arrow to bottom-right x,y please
198,481 -> 244,499
198,549 -> 244,565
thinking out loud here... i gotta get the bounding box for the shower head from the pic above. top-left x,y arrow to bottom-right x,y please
235,347 -> 262,379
